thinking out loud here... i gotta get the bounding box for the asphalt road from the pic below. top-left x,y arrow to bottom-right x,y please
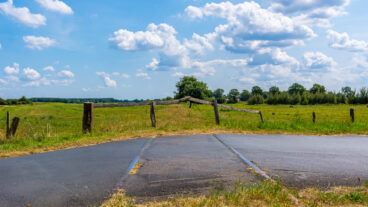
0,138 -> 149,207
0,134 -> 367,206
121,135 -> 259,202
216,134 -> 368,188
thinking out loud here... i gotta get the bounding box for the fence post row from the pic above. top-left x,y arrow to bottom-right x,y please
83,102 -> 94,134
350,108 -> 355,123
213,99 -> 220,125
150,101 -> 157,128
312,112 -> 316,123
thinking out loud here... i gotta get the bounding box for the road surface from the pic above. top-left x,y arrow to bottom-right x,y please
0,134 -> 367,206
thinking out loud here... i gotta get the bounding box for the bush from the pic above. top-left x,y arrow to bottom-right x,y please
248,95 -> 264,105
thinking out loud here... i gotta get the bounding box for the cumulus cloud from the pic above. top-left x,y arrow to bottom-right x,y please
185,1 -> 315,53
121,74 -> 130,78
23,67 -> 41,80
23,36 -> 56,50
171,72 -> 186,77
136,72 -> 151,80
43,66 -> 55,71
249,48 -> 299,66
0,0 -> 46,28
96,72 -> 117,87
145,58 -> 159,71
303,52 -> 336,69
184,33 -> 213,55
4,62 -> 20,74
327,30 -> 368,52
110,23 -> 191,70
58,70 -> 74,78
35,0 -> 73,15
270,0 -> 350,27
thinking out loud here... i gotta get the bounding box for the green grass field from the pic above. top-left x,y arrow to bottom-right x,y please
0,102 -> 367,157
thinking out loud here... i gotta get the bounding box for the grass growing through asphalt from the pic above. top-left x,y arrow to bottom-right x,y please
0,102 -> 367,157
100,180 -> 368,207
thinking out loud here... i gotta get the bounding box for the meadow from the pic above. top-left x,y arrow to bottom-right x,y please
0,102 -> 368,157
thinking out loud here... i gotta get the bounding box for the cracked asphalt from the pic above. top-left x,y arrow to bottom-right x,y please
0,134 -> 367,206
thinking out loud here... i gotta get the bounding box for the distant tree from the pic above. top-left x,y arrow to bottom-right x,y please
213,88 -> 226,104
310,84 -> 326,94
342,86 -> 353,97
240,90 -> 251,101
227,89 -> 240,104
248,95 -> 264,105
269,86 -> 280,95
174,76 -> 212,99
288,83 -> 306,95
251,86 -> 263,96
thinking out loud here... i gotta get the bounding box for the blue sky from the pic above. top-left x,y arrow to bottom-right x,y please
0,0 -> 368,99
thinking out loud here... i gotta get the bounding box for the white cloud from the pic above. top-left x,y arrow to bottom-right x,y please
96,72 -> 117,87
184,33 -> 213,55
23,67 -> 41,80
23,36 -> 56,50
103,76 -> 117,87
327,30 -> 368,52
185,1 -> 315,53
35,0 -> 73,15
6,75 -> 19,82
303,52 -> 336,69
191,58 -> 250,77
58,70 -> 74,78
136,72 -> 151,80
4,62 -> 19,74
0,43 -> 2,49
270,0 -> 350,27
43,66 -> 55,71
145,58 -> 159,71
0,0 -> 46,28
250,48 -> 299,66
121,74 -> 130,78
110,23 -> 191,70
171,72 -> 186,77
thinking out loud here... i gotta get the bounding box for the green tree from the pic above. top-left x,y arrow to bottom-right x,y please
240,90 -> 251,101
310,84 -> 326,94
269,86 -> 280,95
213,88 -> 226,104
251,86 -> 263,96
227,89 -> 240,104
342,86 -> 352,97
174,76 -> 212,99
248,95 -> 264,105
288,83 -> 306,95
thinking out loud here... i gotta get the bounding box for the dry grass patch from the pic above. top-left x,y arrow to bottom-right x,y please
101,181 -> 368,207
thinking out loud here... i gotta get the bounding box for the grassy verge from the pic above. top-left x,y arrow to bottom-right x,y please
101,181 -> 368,207
0,103 -> 367,157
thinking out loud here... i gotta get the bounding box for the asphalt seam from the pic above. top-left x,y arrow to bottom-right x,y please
212,134 -> 271,180
212,134 -> 300,205
115,138 -> 153,188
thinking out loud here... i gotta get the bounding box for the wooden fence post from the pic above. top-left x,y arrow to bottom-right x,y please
9,117 -> 20,137
350,108 -> 355,123
6,111 -> 10,139
312,112 -> 316,123
189,101 -> 192,108
83,102 -> 94,134
213,99 -> 220,125
150,101 -> 157,128
259,111 -> 264,123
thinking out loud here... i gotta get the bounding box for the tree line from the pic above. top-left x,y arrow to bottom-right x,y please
173,76 -> 368,105
0,96 -> 32,105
